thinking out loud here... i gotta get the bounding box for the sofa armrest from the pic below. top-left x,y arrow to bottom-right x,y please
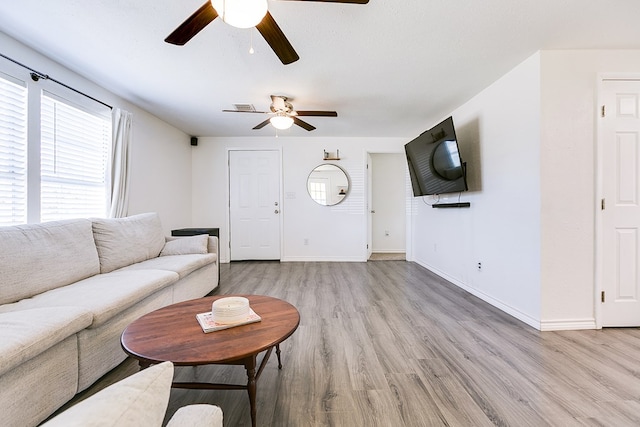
207,236 -> 219,256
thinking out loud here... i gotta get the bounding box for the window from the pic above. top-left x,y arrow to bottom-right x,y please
41,92 -> 110,222
308,181 -> 327,205
0,70 -> 111,226
0,73 -> 28,225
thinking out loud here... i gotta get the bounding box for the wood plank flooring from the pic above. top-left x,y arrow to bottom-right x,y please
72,261 -> 640,426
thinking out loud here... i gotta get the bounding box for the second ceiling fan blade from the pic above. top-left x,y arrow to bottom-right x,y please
165,2 -> 219,45
256,12 -> 300,65
222,110 -> 270,114
253,119 -> 272,130
293,117 -> 316,131
296,110 -> 338,117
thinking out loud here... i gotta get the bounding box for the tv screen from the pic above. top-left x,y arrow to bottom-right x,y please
404,116 -> 468,196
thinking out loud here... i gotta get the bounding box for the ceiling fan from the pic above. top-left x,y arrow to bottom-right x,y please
165,0 -> 369,65
223,95 -> 337,131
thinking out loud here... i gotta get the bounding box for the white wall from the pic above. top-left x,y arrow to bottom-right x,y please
539,50 -> 640,329
410,53 -> 542,329
0,31 -> 193,234
126,116 -> 192,233
410,49 -> 640,331
191,137 -> 406,263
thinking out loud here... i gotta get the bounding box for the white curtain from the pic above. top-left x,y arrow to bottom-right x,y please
109,108 -> 132,218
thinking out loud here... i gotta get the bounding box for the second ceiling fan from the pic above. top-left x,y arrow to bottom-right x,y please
223,95 -> 337,131
165,0 -> 369,65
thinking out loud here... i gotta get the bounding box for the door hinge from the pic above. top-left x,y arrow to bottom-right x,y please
601,198 -> 606,210
601,291 -> 605,303
601,105 -> 606,118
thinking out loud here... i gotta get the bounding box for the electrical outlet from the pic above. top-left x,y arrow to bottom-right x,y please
384,230 -> 389,236
477,262 -> 482,271
304,238 -> 309,246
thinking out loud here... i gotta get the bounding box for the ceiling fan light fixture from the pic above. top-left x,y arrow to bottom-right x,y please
210,0 -> 268,29
270,114 -> 294,130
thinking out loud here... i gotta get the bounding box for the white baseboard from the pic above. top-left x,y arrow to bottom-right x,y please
539,319 -> 597,331
222,257 -> 364,262
221,257 -> 598,331
416,261 -> 599,331
416,260 -> 542,331
281,256 -> 365,262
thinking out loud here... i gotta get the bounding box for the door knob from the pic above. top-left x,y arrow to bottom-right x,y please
370,210 -> 376,214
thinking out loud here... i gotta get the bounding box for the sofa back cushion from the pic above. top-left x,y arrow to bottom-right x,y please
0,218 -> 100,305
92,212 -> 165,273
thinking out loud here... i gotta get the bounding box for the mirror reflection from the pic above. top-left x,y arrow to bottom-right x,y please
307,164 -> 349,206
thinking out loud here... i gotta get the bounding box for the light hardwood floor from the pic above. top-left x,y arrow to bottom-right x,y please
74,261 -> 640,426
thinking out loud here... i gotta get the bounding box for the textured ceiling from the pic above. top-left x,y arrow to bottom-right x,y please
1,0 -> 640,138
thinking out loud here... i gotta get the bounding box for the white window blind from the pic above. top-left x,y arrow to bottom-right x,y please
0,73 -> 28,226
40,92 -> 111,222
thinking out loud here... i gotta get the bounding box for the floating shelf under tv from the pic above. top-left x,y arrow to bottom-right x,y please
432,202 -> 471,209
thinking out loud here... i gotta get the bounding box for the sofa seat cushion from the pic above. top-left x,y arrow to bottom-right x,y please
0,307 -> 93,377
119,253 -> 217,279
0,218 -> 100,305
92,213 -> 166,274
0,270 -> 179,328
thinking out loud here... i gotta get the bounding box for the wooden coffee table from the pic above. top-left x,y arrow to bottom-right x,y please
121,294 -> 300,427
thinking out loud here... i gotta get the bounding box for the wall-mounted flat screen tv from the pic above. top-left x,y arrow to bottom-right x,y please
404,116 -> 468,196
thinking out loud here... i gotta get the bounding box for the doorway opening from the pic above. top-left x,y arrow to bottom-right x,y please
366,152 -> 409,261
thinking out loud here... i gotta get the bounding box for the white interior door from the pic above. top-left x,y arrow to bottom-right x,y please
229,150 -> 281,261
600,78 -> 640,326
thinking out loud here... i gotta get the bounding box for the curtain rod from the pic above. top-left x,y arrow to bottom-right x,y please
0,52 -> 112,110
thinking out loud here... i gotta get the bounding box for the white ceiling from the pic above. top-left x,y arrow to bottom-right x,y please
1,0 -> 640,139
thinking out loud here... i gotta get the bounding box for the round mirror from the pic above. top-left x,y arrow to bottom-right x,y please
307,164 -> 349,206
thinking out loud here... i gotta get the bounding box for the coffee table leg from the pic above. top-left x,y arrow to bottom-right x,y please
276,344 -> 282,369
245,356 -> 258,427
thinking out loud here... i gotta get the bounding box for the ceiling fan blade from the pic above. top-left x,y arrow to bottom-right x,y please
165,2 -> 218,45
256,12 -> 299,65
282,0 -> 369,3
293,117 -> 316,131
253,119 -> 272,130
222,110 -> 270,114
295,110 -> 338,117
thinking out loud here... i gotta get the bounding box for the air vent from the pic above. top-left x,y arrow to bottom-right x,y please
233,104 -> 256,112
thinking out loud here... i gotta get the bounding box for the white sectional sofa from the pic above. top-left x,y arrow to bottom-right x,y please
0,213 -> 219,427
